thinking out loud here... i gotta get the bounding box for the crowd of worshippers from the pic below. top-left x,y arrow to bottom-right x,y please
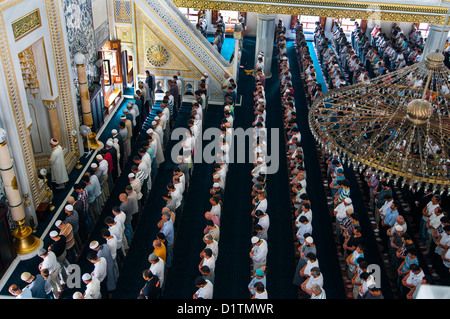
348,22 -> 423,79
294,21 -> 325,104
193,72 -> 238,299
365,169 -> 450,297
273,24 -> 326,300
7,70 -> 183,299
246,51 -> 270,300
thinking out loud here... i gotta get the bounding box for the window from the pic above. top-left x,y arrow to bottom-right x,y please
418,23 -> 430,38
219,10 -> 239,25
179,7 -> 200,25
335,18 -> 362,34
296,15 -> 320,32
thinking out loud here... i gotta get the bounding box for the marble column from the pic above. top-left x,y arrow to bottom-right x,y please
0,129 -> 40,256
255,14 -> 277,78
74,53 -> 93,127
421,23 -> 450,58
43,98 -> 62,143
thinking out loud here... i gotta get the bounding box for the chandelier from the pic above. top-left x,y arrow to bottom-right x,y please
309,51 -> 450,194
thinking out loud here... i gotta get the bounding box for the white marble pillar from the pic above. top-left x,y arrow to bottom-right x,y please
255,14 -> 277,78
0,129 -> 40,256
422,24 -> 450,58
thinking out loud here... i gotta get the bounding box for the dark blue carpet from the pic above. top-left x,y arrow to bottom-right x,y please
286,40 -> 347,299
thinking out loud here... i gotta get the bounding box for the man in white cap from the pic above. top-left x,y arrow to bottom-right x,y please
105,140 -> 119,182
64,204 -> 82,250
87,251 -> 108,298
48,230 -> 68,282
90,162 -> 105,205
20,271 -> 47,299
49,138 -> 69,189
89,240 -> 116,297
251,157 -> 267,183
38,248 -> 64,298
149,127 -> 165,167
334,197 -> 354,244
118,121 -> 130,163
82,273 -> 101,299
111,129 -> 124,169
129,172 -> 143,209
72,291 -> 84,299
250,236 -> 268,271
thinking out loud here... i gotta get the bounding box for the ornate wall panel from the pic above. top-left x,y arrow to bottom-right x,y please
115,0 -> 132,23
135,4 -> 203,78
11,8 -> 42,41
172,0 -> 450,25
62,0 -> 99,89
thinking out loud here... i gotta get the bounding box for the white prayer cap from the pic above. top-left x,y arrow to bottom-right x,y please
96,155 -> 103,161
82,273 -> 91,281
90,163 -> 98,169
201,77 -> 205,80
147,129 -> 153,134
123,108 -> 129,113
21,272 -> 32,281
127,101 -> 133,105
50,138 -> 59,146
395,225 -> 403,232
257,157 -> 264,162
106,140 -> 114,147
49,230 -> 59,238
204,72 -> 208,76
258,98 -> 264,103
154,116 -> 160,121
89,241 -> 99,249
344,198 -> 352,204
72,292 -> 83,299
224,106 -> 230,110
251,236 -> 260,244
305,236 -> 314,244
65,205 -> 73,212
111,129 -> 118,134
120,116 -> 126,120
152,121 -> 157,126
128,173 -> 135,179
213,183 -> 220,188
213,174 -> 220,180
55,220 -> 62,227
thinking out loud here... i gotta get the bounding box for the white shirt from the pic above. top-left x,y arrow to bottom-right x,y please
92,257 -> 107,282
251,239 -> 268,263
254,289 -> 268,299
41,251 -> 58,274
150,258 -> 165,287
196,280 -> 214,299
406,270 -> 425,287
255,198 -> 268,214
109,222 -> 123,250
98,159 -> 108,176
106,235 -> 118,260
84,278 -> 101,299
206,240 -> 219,260
210,204 -> 221,219
202,255 -> 216,273
258,214 -> 270,231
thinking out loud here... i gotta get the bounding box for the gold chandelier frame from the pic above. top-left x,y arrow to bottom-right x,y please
309,52 -> 450,193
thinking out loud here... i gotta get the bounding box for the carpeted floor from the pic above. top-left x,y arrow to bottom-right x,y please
286,39 -> 347,299
287,39 -> 394,299
206,34 -> 235,62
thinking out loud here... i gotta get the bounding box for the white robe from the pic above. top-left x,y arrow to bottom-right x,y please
152,133 -> 165,166
49,145 -> 69,184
